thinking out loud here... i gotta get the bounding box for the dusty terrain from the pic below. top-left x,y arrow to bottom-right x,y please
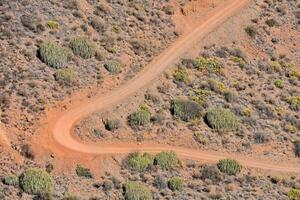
0,0 -> 300,199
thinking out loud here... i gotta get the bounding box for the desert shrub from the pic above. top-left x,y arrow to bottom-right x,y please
75,164 -> 93,178
230,56 -> 246,67
126,152 -> 153,172
128,106 -> 151,127
243,107 -> 252,117
205,108 -> 238,132
130,39 -> 148,55
38,42 -> 71,68
154,175 -> 168,190
62,193 -> 81,200
104,118 -> 120,132
46,20 -> 59,29
288,69 -> 300,79
274,79 -> 284,88
224,90 -> 238,103
171,98 -> 202,122
286,96 -> 300,111
254,132 -> 268,144
21,14 -> 44,33
163,5 -> 175,15
154,151 -> 178,170
217,159 -> 241,175
69,37 -> 96,59
193,132 -> 209,145
201,165 -> 222,184
19,168 -> 53,195
208,79 -> 228,94
195,57 -> 222,73
124,181 -> 152,200
2,175 -> 18,186
104,60 -> 122,75
95,49 -> 107,61
168,177 -> 183,191
288,189 -> 300,200
265,18 -> 278,27
245,25 -> 257,38
54,68 -> 76,86
189,89 -> 211,105
294,140 -> 300,157
151,110 -> 165,125
173,67 -> 189,83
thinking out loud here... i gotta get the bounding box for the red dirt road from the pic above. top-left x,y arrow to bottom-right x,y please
39,0 -> 300,173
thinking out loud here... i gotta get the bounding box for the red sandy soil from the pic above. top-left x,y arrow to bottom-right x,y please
2,0 -> 299,176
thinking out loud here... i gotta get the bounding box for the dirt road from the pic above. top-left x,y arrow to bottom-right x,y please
43,0 -> 300,173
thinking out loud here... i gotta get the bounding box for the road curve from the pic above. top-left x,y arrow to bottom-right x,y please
47,0 -> 300,173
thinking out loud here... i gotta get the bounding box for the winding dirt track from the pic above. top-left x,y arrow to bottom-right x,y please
47,0 -> 300,173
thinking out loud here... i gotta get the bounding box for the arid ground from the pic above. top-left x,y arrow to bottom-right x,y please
0,0 -> 300,199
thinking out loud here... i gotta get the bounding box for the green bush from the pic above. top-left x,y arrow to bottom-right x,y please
126,152 -> 153,172
104,118 -> 120,132
104,60 -> 122,75
75,164 -> 93,178
288,189 -> 300,200
19,168 -> 53,195
195,57 -> 222,73
129,106 -> 151,127
46,20 -> 59,29
205,108 -> 238,132
168,177 -> 183,191
217,159 -> 241,175
54,68 -> 76,86
124,181 -> 153,200
274,79 -> 284,88
154,151 -> 178,170
38,42 -> 71,68
173,67 -> 189,83
69,37 -> 96,59
171,98 -> 202,122
245,25 -> 257,38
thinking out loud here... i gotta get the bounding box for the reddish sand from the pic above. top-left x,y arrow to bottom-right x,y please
28,0 -> 300,174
